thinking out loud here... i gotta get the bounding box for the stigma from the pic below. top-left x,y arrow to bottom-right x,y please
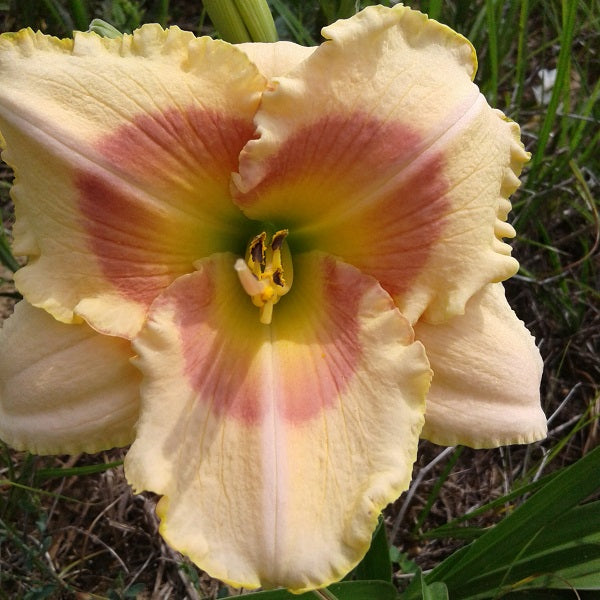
234,229 -> 293,325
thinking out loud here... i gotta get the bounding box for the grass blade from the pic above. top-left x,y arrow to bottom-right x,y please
68,0 -> 89,31
42,0 -> 74,32
424,446 -> 600,590
336,0 -> 357,20
526,0 -> 577,184
34,460 -> 124,482
270,0 -> 317,45
511,0 -> 529,116
150,0 -> 170,27
0,230 -> 19,272
426,0 -> 443,21
484,0 -> 498,104
411,447 -> 463,536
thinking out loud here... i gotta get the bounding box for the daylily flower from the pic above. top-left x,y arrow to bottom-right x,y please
0,5 -> 546,592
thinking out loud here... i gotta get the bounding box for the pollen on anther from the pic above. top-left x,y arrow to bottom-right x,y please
249,233 -> 266,271
272,269 -> 285,287
271,229 -> 288,251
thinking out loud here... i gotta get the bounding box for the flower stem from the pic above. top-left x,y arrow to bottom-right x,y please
203,0 -> 251,42
234,0 -> 278,42
203,0 -> 278,43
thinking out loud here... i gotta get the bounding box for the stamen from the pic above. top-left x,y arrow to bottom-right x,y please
271,229 -> 288,272
248,232 -> 266,276
271,230 -> 287,251
235,229 -> 293,325
272,268 -> 285,287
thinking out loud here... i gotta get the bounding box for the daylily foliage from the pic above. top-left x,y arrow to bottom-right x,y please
0,5 -> 546,592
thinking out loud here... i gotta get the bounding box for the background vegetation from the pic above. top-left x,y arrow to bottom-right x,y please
0,1 -> 598,599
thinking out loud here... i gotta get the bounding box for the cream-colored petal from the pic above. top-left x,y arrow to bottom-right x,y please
0,302 -> 141,455
125,251 -> 430,591
0,27 -> 264,338
233,5 -> 528,325
237,41 -> 316,78
415,284 -> 546,448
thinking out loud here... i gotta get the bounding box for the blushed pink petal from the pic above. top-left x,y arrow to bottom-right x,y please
233,5 -> 528,324
0,27 -> 264,338
125,251 -> 430,591
0,302 -> 140,454
414,284 -> 547,447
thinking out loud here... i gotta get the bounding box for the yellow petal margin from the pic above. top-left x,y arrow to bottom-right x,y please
125,251 -> 431,591
415,284 -> 547,447
0,27 -> 265,338
233,5 -> 529,325
0,302 -> 140,454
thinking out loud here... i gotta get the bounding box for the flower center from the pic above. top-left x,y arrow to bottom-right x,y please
234,229 -> 293,325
